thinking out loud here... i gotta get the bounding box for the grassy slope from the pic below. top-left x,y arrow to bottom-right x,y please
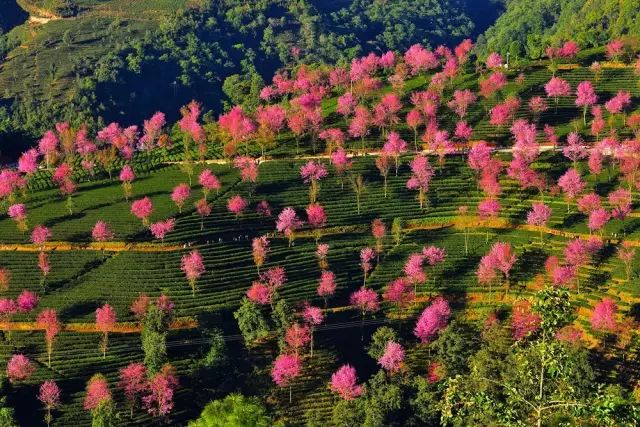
1,54 -> 640,425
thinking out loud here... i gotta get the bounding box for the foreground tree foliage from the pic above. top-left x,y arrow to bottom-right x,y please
188,393 -> 280,427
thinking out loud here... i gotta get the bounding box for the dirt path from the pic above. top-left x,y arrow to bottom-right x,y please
0,242 -> 183,253
0,317 -> 197,333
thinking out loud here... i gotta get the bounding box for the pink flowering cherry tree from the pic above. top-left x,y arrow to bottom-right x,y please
149,218 -> 176,243
37,308 -> 61,367
300,161 -> 328,203
377,341 -> 405,374
171,183 -> 191,213
526,202 -> 552,243
7,203 -> 28,232
350,287 -> 379,339
181,249 -> 205,296
252,236 -> 270,273
276,207 -> 303,247
302,303 -> 324,356
131,197 -> 154,226
38,380 -> 61,427
199,169 -> 221,200
317,270 -> 336,306
95,303 -> 117,358
271,353 -> 302,403
330,364 -> 362,401
414,297 -> 451,348
6,354 -> 36,383
92,221 -> 114,243
406,155 -> 434,210
119,165 -> 135,200
227,195 -> 248,218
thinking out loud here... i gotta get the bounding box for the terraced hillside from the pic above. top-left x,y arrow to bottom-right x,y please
2,43 -> 640,425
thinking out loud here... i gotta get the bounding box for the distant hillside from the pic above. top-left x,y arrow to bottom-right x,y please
0,0 -> 502,159
478,0 -> 640,59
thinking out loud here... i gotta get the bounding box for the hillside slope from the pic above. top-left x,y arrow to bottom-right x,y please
0,0 -> 501,159
478,0 -> 640,59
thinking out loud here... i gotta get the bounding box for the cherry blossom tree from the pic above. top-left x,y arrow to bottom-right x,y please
130,294 -> 151,319
181,250 -> 205,296
414,297 -> 451,344
383,277 -> 416,310
6,354 -> 36,383
276,207 -> 303,247
317,270 -> 336,306
575,81 -> 598,124
84,373 -> 113,424
330,364 -> 362,400
171,183 -> 191,213
306,203 -> 327,243
378,341 -> 405,373
478,198 -> 500,242
422,246 -> 446,288
199,169 -> 221,200
316,244 -> 330,270
406,155 -> 434,210
285,323 -> 311,356
17,289 -> 38,312
7,203 -> 28,232
448,89 -> 477,119
383,132 -> 408,176
371,218 -> 386,257
564,238 -> 590,293
233,156 -> 259,195
528,96 -> 549,123
118,362 -> 146,418
544,76 -> 571,112
587,208 -> 610,236
350,287 -> 379,339
404,253 -> 426,294
95,304 -> 117,358
38,380 -> 61,427
302,303 -> 324,357
271,354 -> 302,403
119,165 -> 135,200
346,106 -> 371,151
38,251 -> 51,285
149,218 -> 175,243
252,236 -> 270,273
218,105 -> 255,155
37,308 -> 61,367
131,197 -> 154,226
429,130 -> 455,170
511,300 -> 541,340
300,161 -> 328,203
486,52 -> 503,69
360,247 -> 376,286
92,221 -> 114,243
143,365 -> 178,417
527,202 -> 552,243
605,90 -> 632,125
557,169 -> 585,212
31,225 -> 52,250
194,198 -> 211,231
331,148 -> 352,190
406,109 -> 423,150
227,195 -> 249,218
562,132 -> 588,168
617,241 -> 635,280
591,298 -> 617,333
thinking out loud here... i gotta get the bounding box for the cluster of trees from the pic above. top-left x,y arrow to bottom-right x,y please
478,0 -> 640,59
